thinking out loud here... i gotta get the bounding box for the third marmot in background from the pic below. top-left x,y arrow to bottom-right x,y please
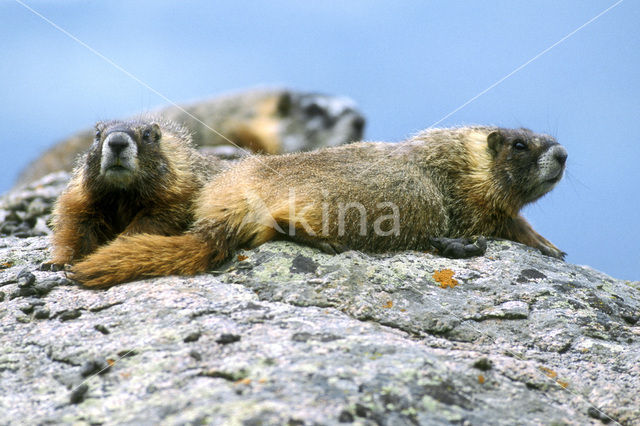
72,125 -> 568,287
48,118 -> 226,268
16,88 -> 365,187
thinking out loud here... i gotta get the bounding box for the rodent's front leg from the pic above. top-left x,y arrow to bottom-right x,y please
45,218 -> 106,270
429,236 -> 487,259
45,186 -> 105,269
504,215 -> 566,259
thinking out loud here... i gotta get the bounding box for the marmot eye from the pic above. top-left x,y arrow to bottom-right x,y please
95,129 -> 102,140
143,129 -> 152,141
513,140 -> 527,151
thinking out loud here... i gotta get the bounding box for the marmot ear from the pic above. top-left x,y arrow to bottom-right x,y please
487,131 -> 504,155
150,123 -> 162,142
94,122 -> 105,142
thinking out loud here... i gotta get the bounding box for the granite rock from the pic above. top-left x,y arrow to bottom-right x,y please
0,234 -> 638,425
0,172 -> 69,238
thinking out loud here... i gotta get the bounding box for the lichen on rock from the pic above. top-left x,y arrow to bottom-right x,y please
0,173 -> 639,424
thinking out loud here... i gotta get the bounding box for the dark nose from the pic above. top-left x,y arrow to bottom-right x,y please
553,146 -> 568,166
107,134 -> 130,156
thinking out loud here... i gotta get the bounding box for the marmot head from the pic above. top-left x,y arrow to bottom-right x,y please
281,92 -> 365,151
212,90 -> 366,155
82,119 -> 188,196
487,128 -> 567,208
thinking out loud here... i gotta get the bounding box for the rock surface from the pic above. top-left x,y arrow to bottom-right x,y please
1,173 -> 639,424
1,234 -> 639,425
0,172 -> 69,238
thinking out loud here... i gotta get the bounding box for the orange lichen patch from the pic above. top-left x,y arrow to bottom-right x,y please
106,359 -> 116,367
400,308 -> 407,312
538,366 -> 557,379
258,378 -> 268,384
235,378 -> 251,385
237,254 -> 248,261
0,261 -> 14,269
383,300 -> 393,309
477,374 -> 485,384
538,366 -> 569,388
120,372 -> 131,379
433,269 -> 459,288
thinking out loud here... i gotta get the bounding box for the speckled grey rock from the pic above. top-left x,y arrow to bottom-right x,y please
0,234 -> 638,425
0,172 -> 70,238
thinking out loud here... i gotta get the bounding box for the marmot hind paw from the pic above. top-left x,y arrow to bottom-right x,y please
429,236 -> 487,259
316,241 -> 349,255
40,261 -> 67,272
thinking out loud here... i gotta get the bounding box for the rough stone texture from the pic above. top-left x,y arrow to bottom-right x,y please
0,172 -> 70,238
1,233 -> 638,425
1,173 -> 638,424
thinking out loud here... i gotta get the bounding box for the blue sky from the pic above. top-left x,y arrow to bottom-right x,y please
1,1 -> 638,280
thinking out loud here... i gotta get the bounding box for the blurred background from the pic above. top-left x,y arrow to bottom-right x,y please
1,1 -> 638,280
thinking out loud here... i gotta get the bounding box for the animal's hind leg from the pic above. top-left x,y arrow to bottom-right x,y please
429,236 -> 487,259
285,232 -> 350,254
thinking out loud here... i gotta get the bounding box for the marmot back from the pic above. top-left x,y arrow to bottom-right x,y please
71,125 -> 568,287
48,118 -> 225,268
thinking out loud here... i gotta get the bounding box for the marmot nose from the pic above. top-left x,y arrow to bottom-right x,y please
107,134 -> 130,156
552,145 -> 568,166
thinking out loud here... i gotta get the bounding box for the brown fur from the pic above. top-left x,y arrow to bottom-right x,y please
72,126 -> 567,287
48,118 -> 224,267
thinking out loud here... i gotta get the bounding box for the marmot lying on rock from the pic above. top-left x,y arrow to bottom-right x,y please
47,119 -> 226,269
68,125 -> 567,287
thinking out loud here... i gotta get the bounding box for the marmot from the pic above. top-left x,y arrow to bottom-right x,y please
16,88 -> 365,187
47,118 -> 225,268
71,126 -> 568,287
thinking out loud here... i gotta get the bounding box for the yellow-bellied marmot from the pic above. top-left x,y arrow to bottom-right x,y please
47,118 -> 225,268
16,88 -> 365,187
71,126 -> 567,287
